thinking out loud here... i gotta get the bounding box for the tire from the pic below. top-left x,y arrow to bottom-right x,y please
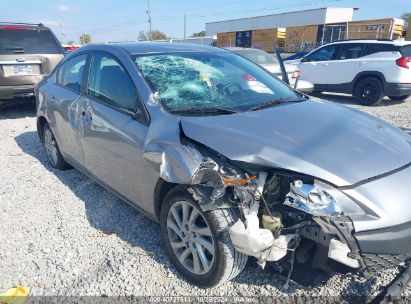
388,95 -> 410,101
42,123 -> 70,170
354,77 -> 384,106
160,186 -> 248,288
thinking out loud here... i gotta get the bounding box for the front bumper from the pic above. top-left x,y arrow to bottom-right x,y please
0,84 -> 35,100
355,221 -> 411,271
384,83 -> 411,96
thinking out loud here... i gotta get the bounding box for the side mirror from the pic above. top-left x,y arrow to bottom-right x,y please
301,56 -> 308,63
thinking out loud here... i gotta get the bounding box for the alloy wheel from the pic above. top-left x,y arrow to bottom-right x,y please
44,128 -> 58,166
166,200 -> 215,275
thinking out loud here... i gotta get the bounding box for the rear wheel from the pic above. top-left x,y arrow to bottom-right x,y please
388,95 -> 410,101
43,123 -> 70,170
354,77 -> 384,106
160,186 -> 248,287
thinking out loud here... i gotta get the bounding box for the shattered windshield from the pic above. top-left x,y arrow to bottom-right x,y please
133,51 -> 301,114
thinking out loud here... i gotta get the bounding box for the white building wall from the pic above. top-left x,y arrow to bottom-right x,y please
206,8 -> 354,35
324,7 -> 357,24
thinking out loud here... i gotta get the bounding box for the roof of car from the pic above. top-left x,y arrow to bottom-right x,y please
327,39 -> 411,46
85,42 -> 227,55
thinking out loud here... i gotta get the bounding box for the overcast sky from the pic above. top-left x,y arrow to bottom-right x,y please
0,0 -> 409,43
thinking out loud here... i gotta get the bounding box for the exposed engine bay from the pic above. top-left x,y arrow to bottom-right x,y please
145,125 -> 367,286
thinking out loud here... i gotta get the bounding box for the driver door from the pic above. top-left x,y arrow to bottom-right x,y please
299,44 -> 339,88
80,51 -> 150,210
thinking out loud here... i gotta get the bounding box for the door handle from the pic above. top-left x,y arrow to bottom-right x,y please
358,61 -> 367,65
319,63 -> 329,66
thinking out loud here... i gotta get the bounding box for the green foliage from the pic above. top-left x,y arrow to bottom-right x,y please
79,34 -> 91,45
138,30 -> 167,41
191,31 -> 206,37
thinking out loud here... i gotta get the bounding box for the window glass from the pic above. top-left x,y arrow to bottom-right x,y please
0,27 -> 62,54
337,44 -> 364,60
58,54 -> 87,93
305,44 -> 337,62
364,43 -> 398,56
235,49 -> 278,65
88,53 -> 137,112
133,51 -> 301,114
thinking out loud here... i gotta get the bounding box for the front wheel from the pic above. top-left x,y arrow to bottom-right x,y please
160,186 -> 248,288
354,77 -> 384,106
388,95 -> 410,101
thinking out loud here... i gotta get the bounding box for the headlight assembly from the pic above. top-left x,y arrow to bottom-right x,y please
284,179 -> 366,217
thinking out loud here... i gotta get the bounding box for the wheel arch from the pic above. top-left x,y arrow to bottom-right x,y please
352,71 -> 387,94
154,178 -> 178,220
36,116 -> 48,143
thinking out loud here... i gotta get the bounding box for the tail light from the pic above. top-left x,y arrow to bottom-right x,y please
396,57 -> 411,69
291,70 -> 300,79
242,73 -> 256,81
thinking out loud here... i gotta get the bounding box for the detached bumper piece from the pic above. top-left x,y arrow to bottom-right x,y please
371,265 -> 411,304
363,253 -> 411,274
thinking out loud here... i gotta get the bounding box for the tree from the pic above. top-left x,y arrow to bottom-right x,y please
401,12 -> 411,28
79,34 -> 92,45
191,31 -> 206,37
66,40 -> 75,45
138,30 -> 167,41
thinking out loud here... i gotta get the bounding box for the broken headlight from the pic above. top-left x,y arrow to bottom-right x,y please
284,179 -> 366,217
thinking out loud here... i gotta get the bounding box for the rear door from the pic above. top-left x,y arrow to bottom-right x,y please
80,51 -> 150,206
299,43 -> 339,87
327,43 -> 366,86
45,53 -> 89,166
0,25 -> 64,87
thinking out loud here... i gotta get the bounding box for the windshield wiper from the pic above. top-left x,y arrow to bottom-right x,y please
248,96 -> 308,112
169,107 -> 237,115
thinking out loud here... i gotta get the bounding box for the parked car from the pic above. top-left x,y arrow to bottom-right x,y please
225,47 -> 314,93
298,39 -> 411,105
0,22 -> 64,104
62,44 -> 81,53
36,43 -> 411,291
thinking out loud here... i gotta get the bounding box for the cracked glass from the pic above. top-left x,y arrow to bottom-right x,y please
133,51 -> 300,114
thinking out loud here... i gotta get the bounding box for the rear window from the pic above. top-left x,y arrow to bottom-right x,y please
363,43 -> 399,56
0,27 -> 62,54
400,44 -> 411,57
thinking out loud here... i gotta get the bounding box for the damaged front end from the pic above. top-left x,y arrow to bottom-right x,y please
143,122 -> 368,286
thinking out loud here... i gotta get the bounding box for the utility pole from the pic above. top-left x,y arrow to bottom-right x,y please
146,0 -> 152,41
183,14 -> 187,43
60,22 -> 66,42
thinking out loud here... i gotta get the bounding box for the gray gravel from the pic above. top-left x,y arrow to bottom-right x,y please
0,96 -> 410,301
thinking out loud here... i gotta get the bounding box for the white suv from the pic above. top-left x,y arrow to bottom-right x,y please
298,40 -> 411,105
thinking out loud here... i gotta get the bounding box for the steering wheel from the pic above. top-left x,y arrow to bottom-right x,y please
221,82 -> 242,96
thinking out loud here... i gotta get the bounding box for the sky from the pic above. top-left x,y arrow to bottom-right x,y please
0,0 -> 409,43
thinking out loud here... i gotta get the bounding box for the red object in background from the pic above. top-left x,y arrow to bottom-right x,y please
0,25 -> 27,30
63,45 -> 81,52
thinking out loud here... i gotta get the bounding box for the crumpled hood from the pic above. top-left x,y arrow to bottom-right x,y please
181,99 -> 411,187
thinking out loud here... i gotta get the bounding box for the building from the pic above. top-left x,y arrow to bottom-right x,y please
407,17 -> 411,40
208,8 -> 405,53
152,36 -> 215,46
206,8 -> 356,35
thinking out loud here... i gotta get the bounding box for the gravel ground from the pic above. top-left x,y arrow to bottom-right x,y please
0,96 -> 410,302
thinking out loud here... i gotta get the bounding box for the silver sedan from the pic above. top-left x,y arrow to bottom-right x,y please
36,43 -> 411,289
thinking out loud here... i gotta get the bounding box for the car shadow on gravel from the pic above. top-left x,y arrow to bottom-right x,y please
0,100 -> 36,119
14,131 -> 193,286
310,93 -> 406,107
